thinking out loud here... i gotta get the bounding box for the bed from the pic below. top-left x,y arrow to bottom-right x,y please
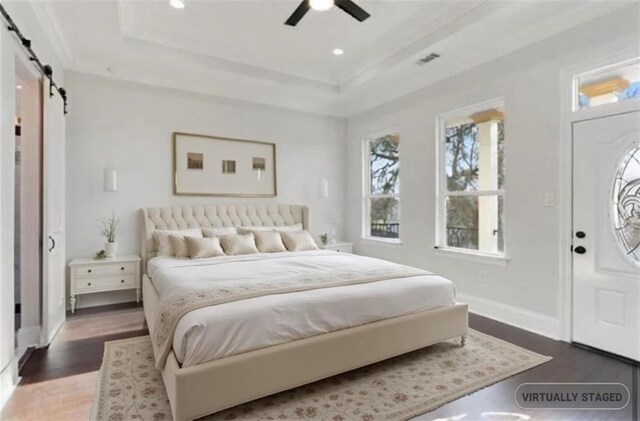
141,204 -> 468,421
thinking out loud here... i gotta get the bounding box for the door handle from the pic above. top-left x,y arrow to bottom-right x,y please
48,236 -> 55,252
574,246 -> 586,254
576,231 -> 586,238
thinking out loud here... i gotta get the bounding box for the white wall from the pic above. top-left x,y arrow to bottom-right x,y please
0,1 -> 66,411
345,5 -> 640,339
65,72 -> 347,308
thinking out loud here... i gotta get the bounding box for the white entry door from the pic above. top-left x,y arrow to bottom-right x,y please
572,110 -> 640,361
40,80 -> 66,345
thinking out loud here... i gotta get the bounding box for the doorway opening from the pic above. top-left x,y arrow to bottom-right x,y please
13,57 -> 43,363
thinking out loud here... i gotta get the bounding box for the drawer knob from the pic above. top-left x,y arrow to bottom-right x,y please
88,282 -> 92,286
121,279 -> 125,283
121,267 -> 125,271
88,269 -> 92,273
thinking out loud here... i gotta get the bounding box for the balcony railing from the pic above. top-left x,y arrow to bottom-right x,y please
370,222 -> 399,239
446,227 -> 478,249
369,224 -> 494,248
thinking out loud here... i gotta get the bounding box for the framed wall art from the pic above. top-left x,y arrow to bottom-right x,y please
173,132 -> 277,197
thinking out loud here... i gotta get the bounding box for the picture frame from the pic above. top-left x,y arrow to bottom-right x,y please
173,132 -> 277,197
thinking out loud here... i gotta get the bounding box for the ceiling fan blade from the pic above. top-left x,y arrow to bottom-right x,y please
335,0 -> 370,22
285,1 -> 311,26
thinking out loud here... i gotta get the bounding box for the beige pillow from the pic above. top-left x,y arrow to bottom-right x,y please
219,233 -> 259,256
202,226 -> 238,238
154,228 -> 203,256
237,224 -> 303,234
254,231 -> 287,253
281,231 -> 319,252
170,235 -> 190,258
185,236 -> 225,259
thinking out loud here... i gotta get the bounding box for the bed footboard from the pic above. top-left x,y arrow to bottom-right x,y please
141,277 -> 467,421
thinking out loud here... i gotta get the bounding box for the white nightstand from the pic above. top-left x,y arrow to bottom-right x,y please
318,241 -> 353,253
68,255 -> 141,313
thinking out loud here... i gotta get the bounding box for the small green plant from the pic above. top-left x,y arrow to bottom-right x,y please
95,250 -> 106,259
320,233 -> 329,245
99,211 -> 120,243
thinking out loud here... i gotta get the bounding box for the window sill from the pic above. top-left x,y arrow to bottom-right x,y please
433,247 -> 510,266
360,237 -> 403,246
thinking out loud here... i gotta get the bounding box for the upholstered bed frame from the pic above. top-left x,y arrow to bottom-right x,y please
140,204 -> 468,421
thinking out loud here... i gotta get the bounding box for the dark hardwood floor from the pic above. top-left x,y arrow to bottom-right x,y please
424,314 -> 639,421
8,304 -> 640,421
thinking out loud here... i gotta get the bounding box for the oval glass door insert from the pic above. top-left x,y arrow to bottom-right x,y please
613,144 -> 640,266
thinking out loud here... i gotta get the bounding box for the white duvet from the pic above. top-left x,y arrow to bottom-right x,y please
148,251 -> 456,367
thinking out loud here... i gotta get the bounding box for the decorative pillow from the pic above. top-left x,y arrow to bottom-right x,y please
185,236 -> 226,259
170,235 -> 191,258
202,226 -> 238,238
254,231 -> 287,253
281,230 -> 319,252
154,228 -> 203,256
237,223 -> 303,234
219,233 -> 259,256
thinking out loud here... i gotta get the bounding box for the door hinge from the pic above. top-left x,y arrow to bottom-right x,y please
570,245 -> 573,252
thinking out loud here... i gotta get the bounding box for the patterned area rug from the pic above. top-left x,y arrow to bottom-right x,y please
93,330 -> 550,421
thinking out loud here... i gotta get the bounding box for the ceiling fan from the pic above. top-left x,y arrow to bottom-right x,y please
285,0 -> 370,27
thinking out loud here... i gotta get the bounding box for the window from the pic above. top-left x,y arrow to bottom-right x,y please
364,132 -> 400,241
437,101 -> 505,256
576,58 -> 640,110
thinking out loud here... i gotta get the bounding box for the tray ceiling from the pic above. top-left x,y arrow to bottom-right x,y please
29,0 -> 630,116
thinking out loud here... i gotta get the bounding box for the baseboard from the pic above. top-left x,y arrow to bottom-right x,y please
0,357 -> 19,414
457,293 -> 561,340
42,318 -> 65,347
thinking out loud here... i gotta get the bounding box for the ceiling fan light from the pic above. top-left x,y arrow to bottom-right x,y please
309,0 -> 334,12
169,0 -> 185,9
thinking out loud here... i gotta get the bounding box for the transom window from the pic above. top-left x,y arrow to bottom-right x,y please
576,58 -> 640,110
363,132 -> 400,241
436,100 -> 506,256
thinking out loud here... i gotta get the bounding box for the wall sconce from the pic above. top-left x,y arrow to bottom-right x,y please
103,166 -> 117,192
319,178 -> 329,199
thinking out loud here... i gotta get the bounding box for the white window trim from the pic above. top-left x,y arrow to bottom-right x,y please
362,128 -> 401,243
572,56 -> 640,113
433,247 -> 510,266
435,98 -> 507,261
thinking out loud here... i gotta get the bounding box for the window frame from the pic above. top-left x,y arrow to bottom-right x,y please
572,56 -> 640,112
435,98 -> 507,259
362,128 -> 402,244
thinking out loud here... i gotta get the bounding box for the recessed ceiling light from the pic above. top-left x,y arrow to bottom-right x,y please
310,0 -> 334,12
332,48 -> 344,56
170,0 -> 185,9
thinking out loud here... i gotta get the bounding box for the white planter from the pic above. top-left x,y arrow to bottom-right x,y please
105,241 -> 118,258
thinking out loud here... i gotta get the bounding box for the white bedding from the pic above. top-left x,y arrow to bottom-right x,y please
148,251 -> 456,367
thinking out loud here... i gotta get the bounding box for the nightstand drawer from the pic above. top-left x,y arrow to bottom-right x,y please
74,262 -> 136,277
319,243 -> 353,253
332,247 -> 352,253
75,274 -> 136,291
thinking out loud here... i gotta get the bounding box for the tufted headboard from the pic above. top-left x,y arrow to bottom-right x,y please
140,203 -> 309,274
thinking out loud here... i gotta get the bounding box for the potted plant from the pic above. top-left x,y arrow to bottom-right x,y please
100,212 -> 120,258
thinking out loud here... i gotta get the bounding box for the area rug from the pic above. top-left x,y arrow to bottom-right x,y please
92,329 -> 551,421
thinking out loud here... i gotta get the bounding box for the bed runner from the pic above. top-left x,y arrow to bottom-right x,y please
151,254 -> 430,369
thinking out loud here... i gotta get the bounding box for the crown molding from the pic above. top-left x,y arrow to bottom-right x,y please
338,0 -> 635,117
115,0 -> 337,94
338,0 -> 495,93
27,0 -> 73,67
